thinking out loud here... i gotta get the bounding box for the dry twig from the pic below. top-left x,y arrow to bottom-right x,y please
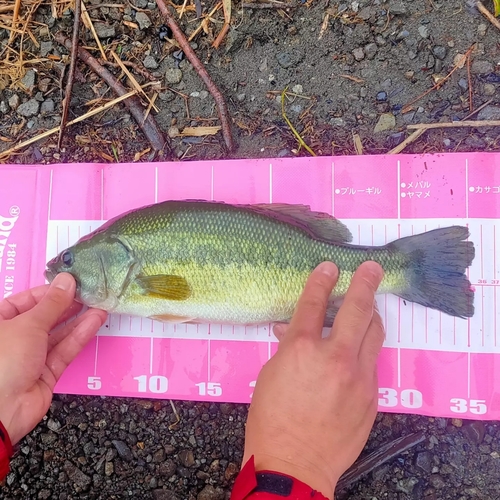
156,0 -> 235,151
81,0 -> 107,60
55,32 -> 169,154
281,87 -> 316,156
336,432 -> 426,492
462,98 -> 493,120
407,120 -> 500,130
402,44 -> 475,113
58,0 -> 82,149
476,0 -> 500,31
388,129 -> 426,154
0,88 -> 146,161
100,59 -> 157,81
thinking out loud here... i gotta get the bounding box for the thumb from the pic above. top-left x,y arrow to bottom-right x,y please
25,273 -> 76,333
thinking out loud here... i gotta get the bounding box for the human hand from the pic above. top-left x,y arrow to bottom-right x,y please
242,261 -> 385,499
0,273 -> 107,446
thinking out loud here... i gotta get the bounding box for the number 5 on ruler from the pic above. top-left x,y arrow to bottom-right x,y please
87,376 -> 101,390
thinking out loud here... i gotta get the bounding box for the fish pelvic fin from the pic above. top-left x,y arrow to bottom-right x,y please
150,314 -> 196,323
389,226 -> 475,318
137,274 -> 191,300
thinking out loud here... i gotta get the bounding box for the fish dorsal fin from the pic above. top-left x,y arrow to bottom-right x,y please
254,204 -> 352,243
136,274 -> 191,301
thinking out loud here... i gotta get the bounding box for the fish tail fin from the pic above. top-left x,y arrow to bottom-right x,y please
390,226 -> 475,318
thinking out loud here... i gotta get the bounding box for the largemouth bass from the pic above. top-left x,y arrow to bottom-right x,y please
45,200 -> 475,326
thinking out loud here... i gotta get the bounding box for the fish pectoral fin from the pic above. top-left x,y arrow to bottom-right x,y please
253,203 -> 353,243
150,314 -> 196,323
136,274 -> 191,300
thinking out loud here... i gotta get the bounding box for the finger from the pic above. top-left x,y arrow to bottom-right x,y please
24,273 -> 76,333
0,285 -> 50,320
330,261 -> 383,356
359,303 -> 385,368
47,308 -> 100,351
287,262 -> 339,341
45,309 -> 107,386
272,323 -> 288,342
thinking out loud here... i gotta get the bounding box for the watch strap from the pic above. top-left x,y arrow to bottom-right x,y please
230,456 -> 329,500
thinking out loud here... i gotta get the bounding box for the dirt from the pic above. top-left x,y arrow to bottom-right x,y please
1,0 -> 500,498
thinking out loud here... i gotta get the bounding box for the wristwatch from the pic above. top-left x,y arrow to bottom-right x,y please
230,456 -> 329,500
0,420 -> 13,482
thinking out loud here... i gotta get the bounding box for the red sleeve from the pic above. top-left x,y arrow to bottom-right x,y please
0,420 -> 13,482
230,456 -> 329,499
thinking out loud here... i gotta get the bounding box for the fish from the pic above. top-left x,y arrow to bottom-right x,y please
44,200 -> 475,326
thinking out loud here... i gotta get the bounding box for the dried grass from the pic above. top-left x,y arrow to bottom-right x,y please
0,0 -> 73,88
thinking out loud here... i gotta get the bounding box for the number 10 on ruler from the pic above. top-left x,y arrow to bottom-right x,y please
132,376 -> 223,397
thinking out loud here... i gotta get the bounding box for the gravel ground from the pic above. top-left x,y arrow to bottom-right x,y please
1,0 -> 500,498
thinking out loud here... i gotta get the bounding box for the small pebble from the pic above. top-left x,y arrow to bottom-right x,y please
483,83 -> 496,96
396,29 -> 409,41
40,41 -> 53,57
376,91 -> 387,102
418,25 -> 429,38
292,84 -> 303,94
21,69 -> 36,90
451,418 -> 463,428
432,45 -> 447,60
352,47 -> 365,61
458,78 -> 468,92
143,55 -> 158,69
236,93 -> 246,102
373,112 -> 396,133
477,23 -> 487,37
17,98 -> 40,117
471,60 -> 494,75
165,68 -> 183,84
94,22 -> 116,38
0,101 -> 8,114
135,12 -> 152,30
105,461 -> 114,477
477,105 -> 500,121
364,43 -> 378,59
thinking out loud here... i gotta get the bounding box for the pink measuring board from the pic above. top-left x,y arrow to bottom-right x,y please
1,153 -> 500,420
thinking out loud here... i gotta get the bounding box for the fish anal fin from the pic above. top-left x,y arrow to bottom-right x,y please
254,203 -> 352,243
150,314 -> 196,323
137,274 -> 191,301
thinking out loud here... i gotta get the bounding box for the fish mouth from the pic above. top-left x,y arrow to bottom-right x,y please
44,267 -> 57,283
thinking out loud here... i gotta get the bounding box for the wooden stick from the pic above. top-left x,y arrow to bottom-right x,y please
58,0 -> 82,149
462,98 -> 493,121
155,0 -> 235,152
336,432 -> 426,492
407,120 -> 500,130
55,32 -> 169,153
0,88 -> 144,161
388,129 -> 426,155
476,0 -> 500,31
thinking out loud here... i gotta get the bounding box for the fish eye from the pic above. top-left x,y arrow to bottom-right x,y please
61,250 -> 74,267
